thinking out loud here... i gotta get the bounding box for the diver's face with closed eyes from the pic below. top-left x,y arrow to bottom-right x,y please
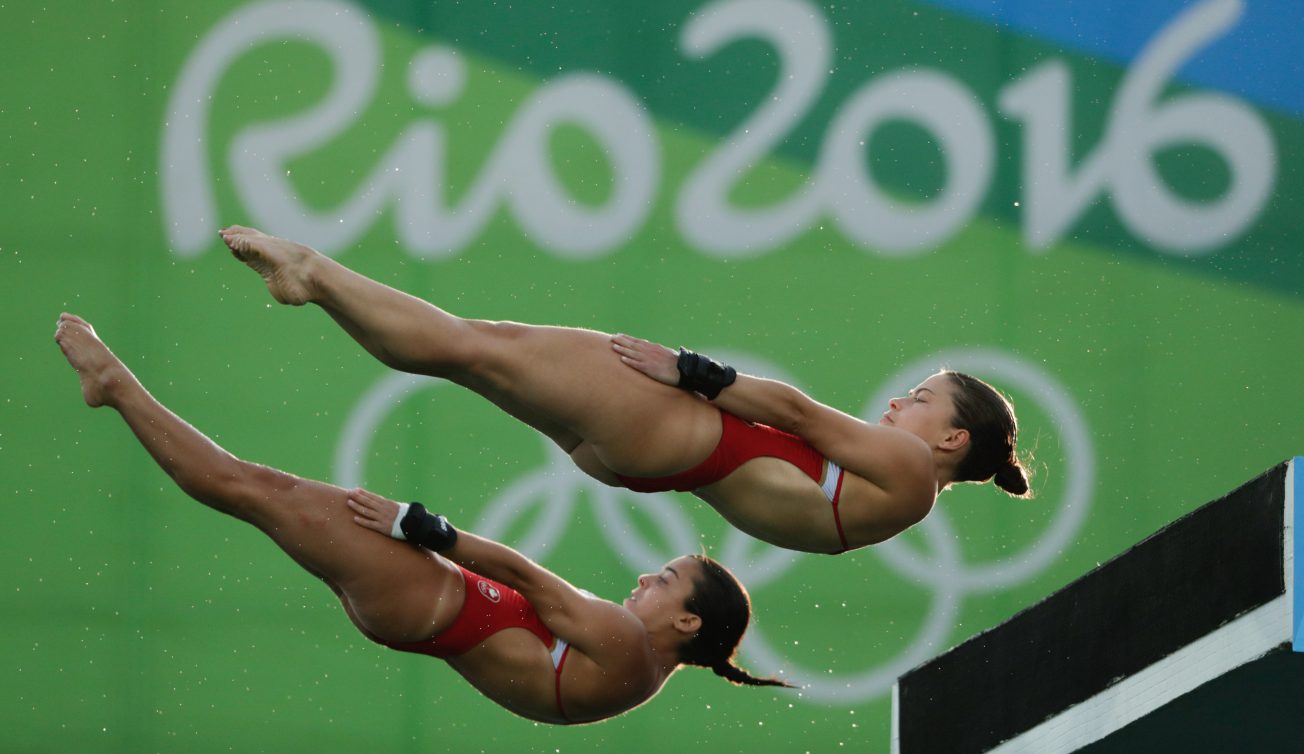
624,556 -> 701,627
879,373 -> 969,452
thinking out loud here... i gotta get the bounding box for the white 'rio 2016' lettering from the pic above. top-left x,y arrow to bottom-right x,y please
162,0 -> 1273,260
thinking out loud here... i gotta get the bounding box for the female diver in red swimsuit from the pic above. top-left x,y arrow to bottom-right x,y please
220,226 -> 1031,555
54,313 -> 787,725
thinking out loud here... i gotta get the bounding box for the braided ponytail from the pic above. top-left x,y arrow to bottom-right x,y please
680,555 -> 794,689
712,659 -> 791,688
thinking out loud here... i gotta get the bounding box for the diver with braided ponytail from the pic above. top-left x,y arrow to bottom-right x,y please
678,555 -> 793,688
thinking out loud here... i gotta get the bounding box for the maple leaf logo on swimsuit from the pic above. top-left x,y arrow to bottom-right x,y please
477,580 -> 502,603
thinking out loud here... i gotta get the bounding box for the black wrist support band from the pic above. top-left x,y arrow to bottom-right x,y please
399,502 -> 459,552
676,348 -> 737,400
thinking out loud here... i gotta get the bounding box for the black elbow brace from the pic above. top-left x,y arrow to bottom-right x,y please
399,502 -> 459,552
676,348 -> 737,400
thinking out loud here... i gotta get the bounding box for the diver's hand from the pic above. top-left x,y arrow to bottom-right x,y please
346,488 -> 402,537
611,333 -> 680,387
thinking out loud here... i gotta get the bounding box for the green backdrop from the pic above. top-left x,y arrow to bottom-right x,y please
3,0 -> 1300,751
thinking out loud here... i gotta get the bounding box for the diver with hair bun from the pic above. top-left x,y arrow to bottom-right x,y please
221,225 -> 1031,555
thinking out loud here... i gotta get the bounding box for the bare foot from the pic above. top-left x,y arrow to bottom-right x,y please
54,313 -> 137,408
219,225 -> 319,306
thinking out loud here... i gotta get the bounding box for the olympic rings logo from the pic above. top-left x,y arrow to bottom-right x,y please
333,347 -> 1094,705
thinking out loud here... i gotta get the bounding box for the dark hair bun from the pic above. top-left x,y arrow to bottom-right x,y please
994,461 -> 1030,497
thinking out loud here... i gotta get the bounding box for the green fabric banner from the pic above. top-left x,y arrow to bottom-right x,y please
3,0 -> 1299,750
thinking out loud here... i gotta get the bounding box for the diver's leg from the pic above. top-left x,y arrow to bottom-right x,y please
220,225 -> 584,448
220,227 -> 720,475
54,313 -> 460,642
221,225 -> 493,379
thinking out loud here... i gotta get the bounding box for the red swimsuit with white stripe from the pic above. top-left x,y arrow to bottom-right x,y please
368,566 -> 577,722
614,410 -> 850,553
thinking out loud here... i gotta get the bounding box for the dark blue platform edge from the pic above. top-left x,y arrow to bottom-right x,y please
892,458 -> 1300,754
